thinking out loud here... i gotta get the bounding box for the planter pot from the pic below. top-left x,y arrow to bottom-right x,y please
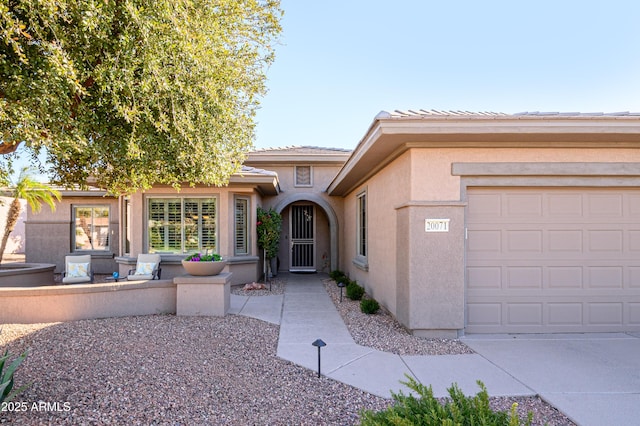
181,260 -> 226,276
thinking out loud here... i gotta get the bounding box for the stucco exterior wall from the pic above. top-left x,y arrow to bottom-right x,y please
344,146 -> 640,336
343,151 -> 412,315
409,148 -> 640,201
25,196 -> 120,273
258,164 -> 345,273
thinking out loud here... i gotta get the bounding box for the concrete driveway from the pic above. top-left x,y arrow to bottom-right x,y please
462,333 -> 640,426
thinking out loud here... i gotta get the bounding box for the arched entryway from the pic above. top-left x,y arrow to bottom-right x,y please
272,194 -> 339,273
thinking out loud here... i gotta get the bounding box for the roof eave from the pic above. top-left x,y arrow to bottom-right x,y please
327,115 -> 640,197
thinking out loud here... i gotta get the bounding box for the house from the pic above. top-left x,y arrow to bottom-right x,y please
26,110 -> 640,336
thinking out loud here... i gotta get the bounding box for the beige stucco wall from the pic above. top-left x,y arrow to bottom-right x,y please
26,196 -> 120,273
342,151 -> 412,314
258,164 -> 345,273
343,146 -> 640,336
410,148 -> 640,201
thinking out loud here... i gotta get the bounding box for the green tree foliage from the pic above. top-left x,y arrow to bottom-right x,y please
256,206 -> 281,259
0,168 -> 60,261
0,0 -> 282,195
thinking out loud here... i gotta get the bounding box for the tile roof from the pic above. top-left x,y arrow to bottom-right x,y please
239,165 -> 278,176
377,109 -> 640,119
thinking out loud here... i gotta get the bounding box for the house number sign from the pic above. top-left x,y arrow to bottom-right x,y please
425,218 -> 450,233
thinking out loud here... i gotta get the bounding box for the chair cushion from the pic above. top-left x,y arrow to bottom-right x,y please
135,262 -> 156,275
68,262 -> 89,278
127,274 -> 154,281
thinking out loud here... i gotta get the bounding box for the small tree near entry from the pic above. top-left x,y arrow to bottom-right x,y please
256,207 -> 282,279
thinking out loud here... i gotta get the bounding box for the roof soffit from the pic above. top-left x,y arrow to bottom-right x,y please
328,116 -> 640,196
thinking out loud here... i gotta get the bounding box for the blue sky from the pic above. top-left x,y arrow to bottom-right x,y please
254,0 -> 640,150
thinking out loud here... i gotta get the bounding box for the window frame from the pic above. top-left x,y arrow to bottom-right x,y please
72,204 -> 111,252
145,195 -> 218,255
354,189 -> 368,271
234,196 -> 250,256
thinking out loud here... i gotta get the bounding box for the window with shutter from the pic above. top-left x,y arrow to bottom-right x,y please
147,197 -> 216,254
235,197 -> 249,255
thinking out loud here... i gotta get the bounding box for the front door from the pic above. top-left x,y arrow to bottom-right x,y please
289,204 -> 316,272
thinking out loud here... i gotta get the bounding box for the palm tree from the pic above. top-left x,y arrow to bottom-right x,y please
0,169 -> 61,262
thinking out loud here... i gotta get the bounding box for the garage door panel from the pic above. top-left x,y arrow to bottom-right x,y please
588,303 -> 623,325
466,188 -> 640,333
467,266 -> 501,289
548,303 -> 583,325
507,267 -> 542,289
630,231 -> 640,251
630,268 -> 640,288
548,193 -> 583,216
588,230 -> 624,252
507,303 -> 543,325
588,267 -> 623,288
548,267 -> 583,288
506,194 -> 542,216
507,230 -> 543,252
548,230 -> 583,251
587,194 -> 624,217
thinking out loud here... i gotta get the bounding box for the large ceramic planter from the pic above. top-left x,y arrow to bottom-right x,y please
181,260 -> 226,276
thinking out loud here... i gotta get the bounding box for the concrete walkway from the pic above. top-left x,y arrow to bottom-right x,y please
230,273 -> 640,426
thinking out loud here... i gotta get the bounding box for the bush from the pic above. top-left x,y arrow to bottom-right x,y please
360,375 -> 533,426
1,348 -> 29,404
360,298 -> 380,314
346,280 -> 365,300
329,270 -> 345,281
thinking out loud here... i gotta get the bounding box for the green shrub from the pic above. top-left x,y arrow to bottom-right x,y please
360,298 -> 380,314
337,275 -> 351,285
1,349 -> 29,404
360,375 -> 532,426
329,270 -> 345,281
346,280 -> 365,300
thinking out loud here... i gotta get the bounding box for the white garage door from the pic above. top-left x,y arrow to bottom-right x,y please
466,188 -> 640,333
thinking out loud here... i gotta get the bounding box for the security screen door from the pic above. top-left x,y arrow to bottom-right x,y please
290,205 -> 316,271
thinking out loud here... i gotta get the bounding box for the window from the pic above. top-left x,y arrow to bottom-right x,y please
73,205 -> 110,251
357,191 -> 367,257
295,165 -> 312,187
147,197 -> 217,254
234,197 -> 249,255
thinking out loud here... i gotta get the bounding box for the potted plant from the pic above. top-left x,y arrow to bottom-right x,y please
181,252 -> 226,276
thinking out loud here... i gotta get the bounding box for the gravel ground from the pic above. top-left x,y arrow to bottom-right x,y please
0,273 -> 575,425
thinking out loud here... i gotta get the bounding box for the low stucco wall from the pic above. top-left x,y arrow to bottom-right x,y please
0,280 -> 176,324
0,263 -> 55,287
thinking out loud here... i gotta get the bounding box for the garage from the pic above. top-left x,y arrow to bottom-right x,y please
466,187 -> 640,333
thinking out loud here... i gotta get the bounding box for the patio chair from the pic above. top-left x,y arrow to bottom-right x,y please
127,253 -> 162,280
62,254 -> 94,284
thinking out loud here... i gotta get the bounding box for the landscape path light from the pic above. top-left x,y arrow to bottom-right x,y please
311,339 -> 326,378
337,281 -> 346,302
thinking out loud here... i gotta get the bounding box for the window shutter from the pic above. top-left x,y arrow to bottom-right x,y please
235,198 -> 248,255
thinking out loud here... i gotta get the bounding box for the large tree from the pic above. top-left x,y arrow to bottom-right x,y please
0,0 -> 282,195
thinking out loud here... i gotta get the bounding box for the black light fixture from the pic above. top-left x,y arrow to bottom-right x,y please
337,281 -> 346,302
311,339 -> 326,378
